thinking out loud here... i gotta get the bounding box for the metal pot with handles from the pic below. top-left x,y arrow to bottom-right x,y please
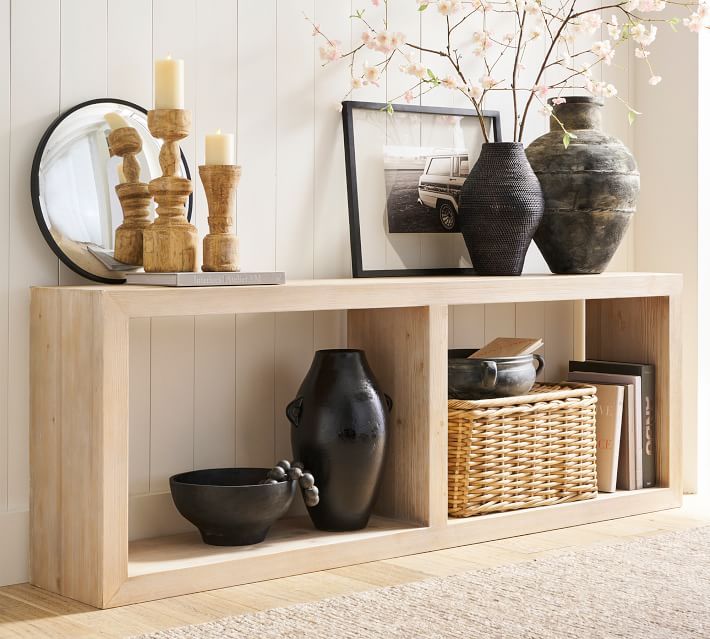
448,348 -> 545,400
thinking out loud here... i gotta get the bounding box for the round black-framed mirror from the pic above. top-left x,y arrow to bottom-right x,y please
31,98 -> 193,284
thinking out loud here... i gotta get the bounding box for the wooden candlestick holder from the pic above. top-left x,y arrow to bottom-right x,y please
198,165 -> 241,272
143,109 -> 198,273
108,127 -> 151,266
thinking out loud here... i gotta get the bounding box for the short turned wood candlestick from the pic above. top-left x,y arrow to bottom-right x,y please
108,127 -> 151,266
143,109 -> 198,273
199,165 -> 241,272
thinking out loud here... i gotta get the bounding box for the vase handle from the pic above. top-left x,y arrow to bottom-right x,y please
384,394 -> 393,412
533,354 -> 545,376
286,397 -> 303,427
481,360 -> 498,389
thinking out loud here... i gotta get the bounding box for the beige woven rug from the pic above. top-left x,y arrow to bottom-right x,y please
134,525 -> 710,639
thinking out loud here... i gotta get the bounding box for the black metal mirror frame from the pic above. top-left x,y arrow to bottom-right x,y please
30,97 -> 194,284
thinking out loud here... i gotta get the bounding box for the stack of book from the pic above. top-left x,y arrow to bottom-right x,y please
567,360 -> 656,493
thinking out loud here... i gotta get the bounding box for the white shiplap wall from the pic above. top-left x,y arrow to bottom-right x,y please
0,0 -> 635,585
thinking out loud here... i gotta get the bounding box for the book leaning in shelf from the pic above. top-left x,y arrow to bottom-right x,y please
568,370 -> 643,491
569,360 -> 656,489
589,385 -> 625,493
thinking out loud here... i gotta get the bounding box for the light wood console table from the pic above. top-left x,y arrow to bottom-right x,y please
29,273 -> 682,608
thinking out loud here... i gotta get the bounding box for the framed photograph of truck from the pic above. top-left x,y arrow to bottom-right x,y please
342,100 -> 501,278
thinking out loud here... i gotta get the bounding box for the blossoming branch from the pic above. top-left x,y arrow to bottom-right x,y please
309,0 -> 709,143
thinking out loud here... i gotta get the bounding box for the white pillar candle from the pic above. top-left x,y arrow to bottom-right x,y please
104,112 -> 130,130
205,129 -> 235,165
155,55 -> 184,109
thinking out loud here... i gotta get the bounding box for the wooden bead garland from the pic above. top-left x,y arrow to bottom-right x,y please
261,459 -> 320,507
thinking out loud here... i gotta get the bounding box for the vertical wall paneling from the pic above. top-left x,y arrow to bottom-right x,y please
275,0 -> 316,464
544,301 -> 575,383
108,0 -> 154,497
313,0 -> 352,280
58,0 -> 108,286
193,0 -> 238,471
385,1 -> 422,269
450,305 -> 485,350
515,303 -> 546,380
149,316 -> 195,493
274,312 -> 314,464
235,1 -> 279,470
150,0 -> 197,493
275,0 -> 316,280
351,1 -> 387,271
602,2 -> 633,273
484,303 -> 517,345
312,0 -> 350,368
236,1 -> 277,273
129,319 -> 151,496
108,0 -> 153,105
194,315 -> 236,469
8,0 -> 61,511
0,0 -> 9,511
235,314 -> 276,467
314,311 -> 347,351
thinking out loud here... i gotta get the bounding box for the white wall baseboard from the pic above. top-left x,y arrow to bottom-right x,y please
0,510 -> 28,586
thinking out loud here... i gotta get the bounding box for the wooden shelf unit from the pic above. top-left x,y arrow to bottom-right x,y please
29,273 -> 682,608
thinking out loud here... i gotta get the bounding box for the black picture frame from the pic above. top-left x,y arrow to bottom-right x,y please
30,97 -> 194,284
342,100 -> 501,278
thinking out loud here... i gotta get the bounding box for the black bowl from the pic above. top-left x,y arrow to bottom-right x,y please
169,468 -> 296,546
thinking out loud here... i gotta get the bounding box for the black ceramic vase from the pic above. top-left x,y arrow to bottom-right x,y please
526,97 -> 639,274
458,142 -> 544,276
286,349 -> 391,532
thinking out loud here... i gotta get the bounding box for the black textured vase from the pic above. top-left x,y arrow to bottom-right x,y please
526,97 -> 639,274
286,349 -> 391,532
459,142 -> 544,275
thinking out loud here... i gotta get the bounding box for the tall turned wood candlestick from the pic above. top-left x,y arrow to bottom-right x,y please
108,127 -> 151,266
199,165 -> 241,272
143,109 -> 198,272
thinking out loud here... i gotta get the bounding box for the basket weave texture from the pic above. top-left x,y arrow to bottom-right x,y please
448,383 -> 598,517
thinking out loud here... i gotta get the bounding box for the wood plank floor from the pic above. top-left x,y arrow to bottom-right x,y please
1,496 -> 708,639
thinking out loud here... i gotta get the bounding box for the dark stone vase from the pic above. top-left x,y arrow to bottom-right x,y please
459,142 -> 544,276
286,349 -> 391,532
526,97 -> 640,274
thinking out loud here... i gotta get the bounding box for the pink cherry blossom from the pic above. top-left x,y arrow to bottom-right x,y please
372,0 -> 382,5
403,61 -> 428,78
438,0 -> 462,15
552,97 -> 567,105
591,40 -> 615,65
363,63 -> 381,85
404,90 -> 415,103
466,82 -> 484,101
319,41 -> 342,62
532,84 -> 550,97
607,15 -> 621,40
648,75 -> 662,85
480,74 -> 498,89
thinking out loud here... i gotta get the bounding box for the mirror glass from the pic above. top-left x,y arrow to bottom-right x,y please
31,99 -> 192,283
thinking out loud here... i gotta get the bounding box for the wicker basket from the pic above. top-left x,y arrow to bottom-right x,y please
448,383 -> 598,518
